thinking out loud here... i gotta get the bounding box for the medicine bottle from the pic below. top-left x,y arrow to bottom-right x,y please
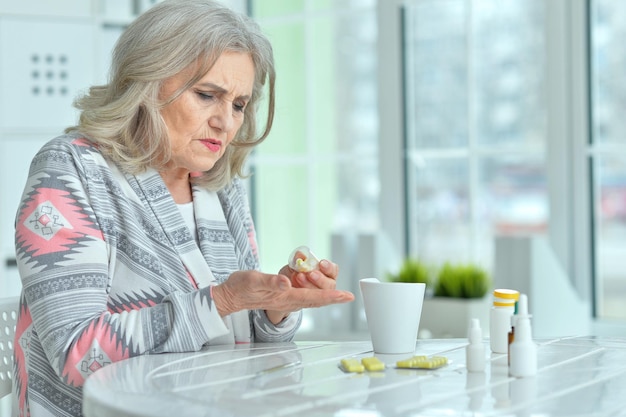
466,318 -> 485,372
509,294 -> 537,377
489,289 -> 519,354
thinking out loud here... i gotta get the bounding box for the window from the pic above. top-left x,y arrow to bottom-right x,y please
246,0 -> 626,335
249,0 -> 378,334
402,0 -> 547,271
393,0 -> 626,328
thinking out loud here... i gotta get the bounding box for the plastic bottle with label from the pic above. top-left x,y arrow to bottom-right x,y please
489,289 -> 520,354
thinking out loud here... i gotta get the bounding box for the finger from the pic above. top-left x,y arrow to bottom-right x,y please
272,274 -> 292,291
259,273 -> 291,293
318,259 -> 338,279
295,272 -> 319,289
301,274 -> 337,290
306,271 -> 337,290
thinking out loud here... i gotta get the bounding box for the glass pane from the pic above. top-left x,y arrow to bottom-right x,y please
594,156 -> 626,319
252,3 -> 378,338
254,165 -> 309,273
404,0 -> 545,150
404,1 -> 468,149
257,23 -> 307,155
253,5 -> 378,278
477,156 -> 548,269
480,156 -> 547,235
310,11 -> 378,155
404,0 -> 547,275
408,158 -> 471,264
311,162 -> 337,256
591,1 -> 626,145
336,12 -> 378,157
334,156 -> 379,230
472,2 -> 545,146
309,17 -> 336,154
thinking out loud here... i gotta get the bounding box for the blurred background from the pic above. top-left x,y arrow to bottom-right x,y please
0,0 -> 624,341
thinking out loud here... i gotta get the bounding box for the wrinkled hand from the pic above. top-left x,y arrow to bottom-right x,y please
268,259 -> 344,324
212,267 -> 354,324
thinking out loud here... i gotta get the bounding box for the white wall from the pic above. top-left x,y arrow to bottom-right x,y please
0,1 -> 128,298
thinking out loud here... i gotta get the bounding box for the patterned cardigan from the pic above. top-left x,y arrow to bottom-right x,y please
12,134 -> 301,417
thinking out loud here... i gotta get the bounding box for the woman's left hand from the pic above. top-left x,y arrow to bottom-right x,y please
265,259 -> 341,324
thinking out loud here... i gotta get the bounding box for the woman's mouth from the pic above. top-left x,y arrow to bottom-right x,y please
200,139 -> 222,153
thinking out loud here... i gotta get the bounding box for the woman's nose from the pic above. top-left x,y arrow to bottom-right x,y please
209,101 -> 235,132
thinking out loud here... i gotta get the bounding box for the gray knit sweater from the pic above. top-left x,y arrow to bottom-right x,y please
12,134 -> 301,417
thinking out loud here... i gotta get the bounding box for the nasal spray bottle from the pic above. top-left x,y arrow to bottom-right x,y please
466,318 -> 486,372
509,294 -> 537,377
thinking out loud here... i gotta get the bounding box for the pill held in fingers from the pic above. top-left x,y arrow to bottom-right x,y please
288,246 -> 320,272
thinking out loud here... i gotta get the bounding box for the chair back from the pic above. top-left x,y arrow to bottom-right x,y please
0,296 -> 19,399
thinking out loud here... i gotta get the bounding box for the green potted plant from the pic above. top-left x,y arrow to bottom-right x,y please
420,262 -> 492,338
434,262 -> 490,299
386,257 -> 432,288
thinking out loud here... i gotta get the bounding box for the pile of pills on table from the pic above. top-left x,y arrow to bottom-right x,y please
396,355 -> 448,369
340,357 -> 385,373
340,355 -> 448,373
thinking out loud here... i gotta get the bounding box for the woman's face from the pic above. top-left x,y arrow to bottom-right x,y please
159,51 -> 255,176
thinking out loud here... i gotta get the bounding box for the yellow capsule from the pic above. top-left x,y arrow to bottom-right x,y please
396,355 -> 448,369
341,358 -> 365,373
396,355 -> 427,368
361,356 -> 385,372
415,356 -> 448,369
396,359 -> 414,368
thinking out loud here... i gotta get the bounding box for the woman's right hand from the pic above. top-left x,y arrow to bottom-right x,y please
211,270 -> 354,318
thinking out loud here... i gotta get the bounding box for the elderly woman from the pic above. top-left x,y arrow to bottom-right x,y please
11,1 -> 354,416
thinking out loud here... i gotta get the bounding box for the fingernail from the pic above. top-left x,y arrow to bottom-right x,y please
319,260 -> 328,268
309,271 -> 320,281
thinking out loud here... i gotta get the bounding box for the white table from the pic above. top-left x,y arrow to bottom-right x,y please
83,336 -> 626,417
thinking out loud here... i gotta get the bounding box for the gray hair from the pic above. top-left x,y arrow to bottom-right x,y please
67,0 -> 275,190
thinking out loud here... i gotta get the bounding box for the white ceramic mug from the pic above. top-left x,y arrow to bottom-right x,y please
359,278 -> 426,354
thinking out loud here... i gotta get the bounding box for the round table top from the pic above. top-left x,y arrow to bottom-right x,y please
83,336 -> 626,417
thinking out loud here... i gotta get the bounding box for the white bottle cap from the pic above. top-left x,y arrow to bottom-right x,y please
516,294 -> 530,319
466,318 -> 485,372
469,318 -> 482,342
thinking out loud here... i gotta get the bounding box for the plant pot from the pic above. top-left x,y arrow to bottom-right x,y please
419,296 -> 491,338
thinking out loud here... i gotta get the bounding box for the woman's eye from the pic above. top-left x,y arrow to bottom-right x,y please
197,91 -> 214,101
233,102 -> 246,112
